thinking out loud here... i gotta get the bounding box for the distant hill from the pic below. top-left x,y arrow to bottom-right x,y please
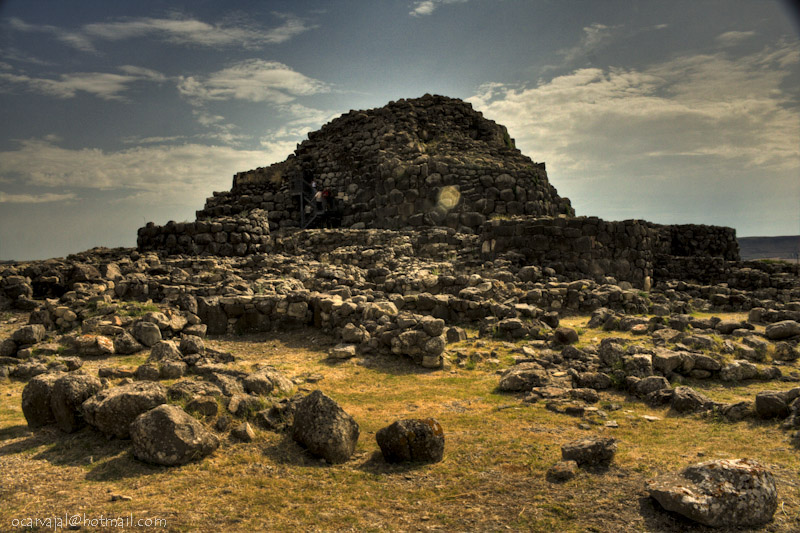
738,235 -> 800,262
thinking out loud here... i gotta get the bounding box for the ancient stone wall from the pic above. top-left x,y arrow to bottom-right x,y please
481,217 -> 741,288
137,210 -> 270,257
660,224 -> 739,260
481,216 -> 659,288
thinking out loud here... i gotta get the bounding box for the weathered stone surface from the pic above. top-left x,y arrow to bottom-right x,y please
329,343 -> 357,360
561,437 -> 616,466
498,363 -> 549,392
671,386 -> 714,414
167,380 -> 223,402
131,321 -> 162,347
130,404 -> 219,466
547,460 -> 579,482
554,327 -> 579,345
50,373 -> 103,433
21,372 -> 63,428
159,360 -> 187,379
179,334 -> 205,355
148,340 -> 183,362
0,338 -> 16,357
291,390 -> 359,464
376,418 -> 445,463
242,368 -> 293,396
755,390 -> 790,419
11,324 -> 46,346
81,381 -> 167,438
765,320 -> 800,340
114,332 -> 144,355
647,459 -> 778,528
185,396 -> 219,417
135,364 -> 160,381
232,421 -> 256,442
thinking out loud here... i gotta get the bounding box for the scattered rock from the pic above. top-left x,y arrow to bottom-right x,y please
81,381 -> 167,438
231,421 -> 256,442
671,386 -> 714,414
498,363 -> 549,392
553,327 -> 579,345
765,320 -> 800,341
49,373 -> 103,433
130,404 -> 220,466
291,390 -> 359,464
647,458 -> 778,528
376,418 -> 445,463
21,372 -> 64,428
561,436 -> 616,467
547,460 -> 579,482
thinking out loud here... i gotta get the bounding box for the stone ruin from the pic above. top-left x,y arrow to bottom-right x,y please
138,93 -> 742,290
3,95 -> 800,528
4,94 -> 797,368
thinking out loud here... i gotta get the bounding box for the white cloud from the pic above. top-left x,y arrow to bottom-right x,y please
558,23 -> 617,64
469,41 -> 800,173
177,59 -> 330,105
7,17 -> 96,52
0,66 -> 166,100
0,191 -> 77,203
0,138 -> 288,196
410,0 -> 469,17
467,40 -> 800,229
716,30 -> 756,47
7,14 -> 315,52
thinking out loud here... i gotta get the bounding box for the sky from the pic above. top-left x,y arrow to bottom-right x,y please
0,0 -> 798,260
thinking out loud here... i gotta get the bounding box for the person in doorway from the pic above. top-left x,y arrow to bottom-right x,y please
314,189 -> 323,212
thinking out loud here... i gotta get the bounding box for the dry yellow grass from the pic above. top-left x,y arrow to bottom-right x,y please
1,312 -> 799,532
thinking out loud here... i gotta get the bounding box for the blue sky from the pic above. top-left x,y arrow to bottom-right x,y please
0,0 -> 798,260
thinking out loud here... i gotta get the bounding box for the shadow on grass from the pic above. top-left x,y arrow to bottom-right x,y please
261,433 -> 329,468
0,423 -> 30,441
29,426 -> 129,467
85,450 -> 163,481
260,434 -> 431,474
356,450 -> 434,475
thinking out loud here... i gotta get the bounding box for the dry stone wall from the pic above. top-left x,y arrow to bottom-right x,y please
482,217 -> 741,288
137,210 -> 271,257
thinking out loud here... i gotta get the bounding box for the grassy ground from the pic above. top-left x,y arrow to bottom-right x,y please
1,312 -> 800,532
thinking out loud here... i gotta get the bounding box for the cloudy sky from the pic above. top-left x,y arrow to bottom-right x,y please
0,0 -> 798,260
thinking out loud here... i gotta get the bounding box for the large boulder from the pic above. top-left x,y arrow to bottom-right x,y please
765,320 -> 800,341
647,458 -> 778,528
498,363 -> 549,392
376,418 -> 445,463
129,404 -> 219,466
49,373 -> 103,432
21,372 -> 64,428
291,390 -> 359,464
81,381 -> 167,438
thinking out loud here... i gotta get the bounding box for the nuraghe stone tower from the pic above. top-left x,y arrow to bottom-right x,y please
198,93 -> 574,231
